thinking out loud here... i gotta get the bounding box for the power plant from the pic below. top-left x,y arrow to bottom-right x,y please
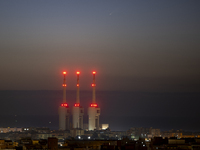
58,71 -> 101,131
58,71 -> 70,130
88,71 -> 100,130
72,72 -> 84,129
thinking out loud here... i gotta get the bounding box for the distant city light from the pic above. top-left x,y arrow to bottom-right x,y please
76,71 -> 80,75
92,71 -> 96,74
63,71 -> 66,75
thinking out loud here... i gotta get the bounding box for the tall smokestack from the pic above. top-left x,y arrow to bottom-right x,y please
88,71 -> 100,130
76,71 -> 80,104
73,71 -> 84,129
62,71 -> 67,103
92,71 -> 96,103
59,71 -> 70,130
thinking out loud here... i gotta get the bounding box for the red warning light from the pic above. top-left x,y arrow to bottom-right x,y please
74,103 -> 80,107
76,71 -> 80,75
61,103 -> 68,107
63,71 -> 67,75
77,84 -> 79,87
62,84 -> 67,87
93,71 -> 96,74
92,84 -> 96,87
90,103 -> 98,107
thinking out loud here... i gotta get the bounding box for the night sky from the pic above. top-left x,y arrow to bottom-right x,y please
1,0 -> 200,92
0,1 -> 200,130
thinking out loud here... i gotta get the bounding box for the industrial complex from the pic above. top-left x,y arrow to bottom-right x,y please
58,71 -> 101,131
1,72 -> 200,150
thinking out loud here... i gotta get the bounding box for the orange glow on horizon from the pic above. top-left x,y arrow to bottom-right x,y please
93,71 -> 96,74
76,71 -> 80,75
63,71 -> 67,75
77,84 -> 79,87
92,83 -> 96,87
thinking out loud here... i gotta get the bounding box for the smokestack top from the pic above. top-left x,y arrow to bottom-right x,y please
92,71 -> 96,103
62,71 -> 67,103
76,71 -> 80,104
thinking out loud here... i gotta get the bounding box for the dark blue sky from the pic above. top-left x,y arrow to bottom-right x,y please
0,0 -> 200,92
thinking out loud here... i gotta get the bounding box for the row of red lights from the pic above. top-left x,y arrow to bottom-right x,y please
63,71 -> 96,87
90,103 -> 98,107
63,71 -> 96,75
64,83 -> 94,87
62,84 -> 67,87
60,103 -> 98,107
61,103 -> 68,107
74,103 -> 80,107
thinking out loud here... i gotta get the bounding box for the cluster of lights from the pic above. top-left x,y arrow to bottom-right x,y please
62,84 -> 67,87
62,71 -> 96,87
24,128 -> 29,131
61,103 -> 68,107
61,103 -> 99,107
90,103 -> 98,107
63,71 -> 96,75
74,103 -> 80,107
61,71 -> 98,108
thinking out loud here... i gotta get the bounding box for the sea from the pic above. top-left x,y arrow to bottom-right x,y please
0,90 -> 200,132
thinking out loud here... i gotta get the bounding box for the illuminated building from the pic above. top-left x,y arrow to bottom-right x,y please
88,71 -> 100,130
0,127 -> 22,133
58,71 -> 70,130
72,72 -> 84,129
100,124 -> 109,130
